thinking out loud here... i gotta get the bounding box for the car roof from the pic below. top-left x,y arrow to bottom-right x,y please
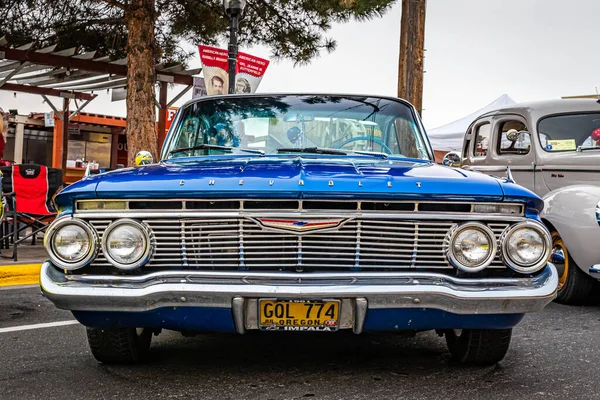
180,92 -> 416,109
479,98 -> 600,119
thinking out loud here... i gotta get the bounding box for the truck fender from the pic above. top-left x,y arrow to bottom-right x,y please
540,185 -> 600,275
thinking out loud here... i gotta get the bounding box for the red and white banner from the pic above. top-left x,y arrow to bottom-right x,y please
198,45 -> 270,95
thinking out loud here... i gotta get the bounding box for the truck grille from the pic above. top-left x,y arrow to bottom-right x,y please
88,218 -> 510,272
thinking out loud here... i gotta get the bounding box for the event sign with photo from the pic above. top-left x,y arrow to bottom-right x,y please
198,45 -> 270,95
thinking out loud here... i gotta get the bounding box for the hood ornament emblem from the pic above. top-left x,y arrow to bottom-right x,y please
179,180 -> 185,186
255,218 -> 347,233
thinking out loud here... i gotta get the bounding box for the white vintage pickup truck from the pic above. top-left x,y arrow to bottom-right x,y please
447,99 -> 600,305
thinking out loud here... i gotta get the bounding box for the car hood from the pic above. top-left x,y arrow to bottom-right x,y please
55,156 -> 543,211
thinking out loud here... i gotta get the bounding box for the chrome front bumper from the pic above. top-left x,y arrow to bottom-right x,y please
41,262 -> 558,322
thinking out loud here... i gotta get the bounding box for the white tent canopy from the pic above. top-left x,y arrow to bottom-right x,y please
427,94 -> 516,152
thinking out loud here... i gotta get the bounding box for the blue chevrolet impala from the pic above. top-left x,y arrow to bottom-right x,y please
41,94 -> 558,365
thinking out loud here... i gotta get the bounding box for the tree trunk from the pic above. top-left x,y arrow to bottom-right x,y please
125,0 -> 157,166
398,0 -> 426,115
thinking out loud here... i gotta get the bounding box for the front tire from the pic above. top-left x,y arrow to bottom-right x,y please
86,327 -> 152,364
445,328 -> 511,365
552,230 -> 597,305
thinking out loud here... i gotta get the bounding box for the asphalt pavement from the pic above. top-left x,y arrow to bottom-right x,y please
1,286 -> 599,400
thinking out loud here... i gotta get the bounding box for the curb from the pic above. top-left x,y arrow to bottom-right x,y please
0,264 -> 42,287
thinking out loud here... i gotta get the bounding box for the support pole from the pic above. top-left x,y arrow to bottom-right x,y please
398,0 -> 427,114
157,81 -> 168,151
13,116 -> 26,164
61,98 -> 70,174
227,14 -> 239,94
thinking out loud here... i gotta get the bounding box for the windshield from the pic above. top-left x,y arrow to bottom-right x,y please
164,95 -> 430,160
538,113 -> 600,152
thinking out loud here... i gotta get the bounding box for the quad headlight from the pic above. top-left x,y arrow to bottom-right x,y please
446,222 -> 497,272
102,219 -> 152,270
500,221 -> 551,273
45,218 -> 98,270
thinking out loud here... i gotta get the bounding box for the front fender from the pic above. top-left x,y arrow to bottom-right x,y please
541,185 -> 600,275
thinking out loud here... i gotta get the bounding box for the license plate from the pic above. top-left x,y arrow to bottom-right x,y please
258,299 -> 340,331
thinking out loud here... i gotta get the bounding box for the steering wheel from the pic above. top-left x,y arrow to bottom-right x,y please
335,136 -> 393,154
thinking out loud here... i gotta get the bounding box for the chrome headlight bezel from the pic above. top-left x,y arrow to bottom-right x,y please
445,222 -> 497,272
101,219 -> 152,270
500,221 -> 551,274
44,217 -> 98,270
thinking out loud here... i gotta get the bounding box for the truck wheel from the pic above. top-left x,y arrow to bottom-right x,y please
445,328 -> 511,365
86,327 -> 152,364
552,231 -> 597,305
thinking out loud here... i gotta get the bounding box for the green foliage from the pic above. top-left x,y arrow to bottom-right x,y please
0,0 -> 395,65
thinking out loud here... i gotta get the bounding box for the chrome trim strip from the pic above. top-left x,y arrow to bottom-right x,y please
41,262 -> 558,315
74,199 -> 525,217
73,211 -> 528,222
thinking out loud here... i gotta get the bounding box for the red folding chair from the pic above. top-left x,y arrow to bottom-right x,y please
0,164 -> 63,261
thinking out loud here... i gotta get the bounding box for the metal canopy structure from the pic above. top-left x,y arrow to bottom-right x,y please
0,37 -> 201,171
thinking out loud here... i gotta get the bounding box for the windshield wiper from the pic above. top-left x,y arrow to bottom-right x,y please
168,144 -> 264,156
277,147 -> 347,155
347,150 -> 389,159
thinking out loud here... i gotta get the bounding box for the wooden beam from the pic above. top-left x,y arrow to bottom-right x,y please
0,46 -> 194,86
398,0 -> 427,114
52,116 -> 63,168
8,115 -> 45,126
0,82 -> 96,101
157,81 -> 168,151
70,113 -> 126,127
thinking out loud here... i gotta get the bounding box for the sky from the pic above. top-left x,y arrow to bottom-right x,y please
1,0 -> 598,129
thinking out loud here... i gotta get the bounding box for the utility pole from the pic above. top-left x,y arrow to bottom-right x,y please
398,0 -> 426,115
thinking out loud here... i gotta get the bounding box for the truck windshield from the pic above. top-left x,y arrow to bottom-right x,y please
164,95 -> 430,160
538,112 -> 600,152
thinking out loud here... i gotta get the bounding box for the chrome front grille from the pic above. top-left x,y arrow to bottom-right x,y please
89,218 -> 510,272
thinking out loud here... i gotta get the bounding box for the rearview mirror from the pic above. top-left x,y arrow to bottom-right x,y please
283,113 -> 315,122
135,151 -> 154,166
442,152 -> 461,167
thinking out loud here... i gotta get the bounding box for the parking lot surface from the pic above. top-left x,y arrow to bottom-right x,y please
1,286 -> 599,400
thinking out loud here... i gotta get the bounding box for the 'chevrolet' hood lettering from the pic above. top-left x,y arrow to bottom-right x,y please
58,157 -> 507,201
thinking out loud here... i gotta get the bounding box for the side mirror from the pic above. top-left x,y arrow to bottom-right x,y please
135,151 -> 154,166
442,152 -> 461,167
506,129 -> 520,142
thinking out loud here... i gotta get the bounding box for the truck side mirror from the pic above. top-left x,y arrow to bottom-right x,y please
442,152 -> 461,167
135,151 -> 154,166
